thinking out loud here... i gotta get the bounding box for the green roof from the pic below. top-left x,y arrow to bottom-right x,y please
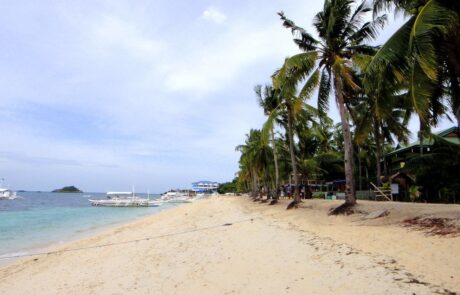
386,127 -> 459,157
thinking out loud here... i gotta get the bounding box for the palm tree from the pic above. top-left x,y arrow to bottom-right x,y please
256,60 -> 314,208
255,85 -> 282,199
276,0 -> 386,211
369,0 -> 460,132
353,67 -> 411,185
236,129 -> 273,198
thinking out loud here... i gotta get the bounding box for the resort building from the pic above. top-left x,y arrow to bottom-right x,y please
384,126 -> 459,175
191,181 -> 219,193
383,126 -> 459,202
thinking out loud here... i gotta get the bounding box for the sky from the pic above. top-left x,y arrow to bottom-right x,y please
0,0 -> 453,192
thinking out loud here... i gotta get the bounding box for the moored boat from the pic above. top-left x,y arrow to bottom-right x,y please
0,188 -> 17,200
0,178 -> 17,200
89,192 -> 160,207
160,191 -> 193,203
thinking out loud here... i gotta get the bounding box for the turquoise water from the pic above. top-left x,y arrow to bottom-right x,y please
0,192 -> 172,259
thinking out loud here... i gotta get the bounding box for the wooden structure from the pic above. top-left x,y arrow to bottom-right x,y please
384,127 -> 459,175
370,182 -> 392,201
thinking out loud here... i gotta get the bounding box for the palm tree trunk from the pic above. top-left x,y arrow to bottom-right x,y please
251,168 -> 258,198
287,104 -> 300,204
334,75 -> 356,205
271,127 -> 280,198
447,53 -> 460,134
374,120 -> 382,186
357,145 -> 362,191
419,118 -> 425,156
365,166 -> 369,188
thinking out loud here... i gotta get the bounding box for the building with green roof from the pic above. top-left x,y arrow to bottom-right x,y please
383,127 -> 459,203
384,127 -> 460,174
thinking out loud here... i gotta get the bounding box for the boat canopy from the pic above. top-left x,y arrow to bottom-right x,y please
107,192 -> 133,195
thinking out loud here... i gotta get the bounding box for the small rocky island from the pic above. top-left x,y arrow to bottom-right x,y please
52,186 -> 83,193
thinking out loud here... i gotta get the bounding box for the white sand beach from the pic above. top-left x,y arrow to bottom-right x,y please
1,196 -> 459,294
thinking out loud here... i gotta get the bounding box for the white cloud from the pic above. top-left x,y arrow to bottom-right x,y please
202,7 -> 227,24
162,22 -> 298,95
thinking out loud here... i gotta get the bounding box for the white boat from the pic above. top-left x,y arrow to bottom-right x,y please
0,188 -> 17,200
89,192 -> 160,207
0,178 -> 17,200
160,191 -> 193,203
147,199 -> 165,206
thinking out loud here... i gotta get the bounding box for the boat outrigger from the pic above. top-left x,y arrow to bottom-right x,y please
89,192 -> 161,207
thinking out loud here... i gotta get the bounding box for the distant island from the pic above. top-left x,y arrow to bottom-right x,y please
52,186 -> 83,193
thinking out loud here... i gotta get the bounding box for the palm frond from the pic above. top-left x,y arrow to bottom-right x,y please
278,11 -> 319,51
273,52 -> 318,97
261,106 -> 281,146
409,61 -> 433,121
334,57 -> 360,91
349,14 -> 387,44
366,17 -> 415,83
299,69 -> 320,100
410,0 -> 458,81
317,68 -> 331,113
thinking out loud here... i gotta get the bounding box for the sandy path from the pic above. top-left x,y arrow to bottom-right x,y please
0,197 -> 458,294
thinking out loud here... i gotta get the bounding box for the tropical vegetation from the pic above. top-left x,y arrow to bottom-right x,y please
234,0 -> 460,209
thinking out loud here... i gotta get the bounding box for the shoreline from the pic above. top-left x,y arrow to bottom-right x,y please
1,196 -> 459,294
0,201 -> 180,267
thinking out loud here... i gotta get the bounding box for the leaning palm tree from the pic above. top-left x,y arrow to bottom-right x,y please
276,0 -> 386,212
267,52 -> 317,209
255,84 -> 282,199
236,129 -> 273,198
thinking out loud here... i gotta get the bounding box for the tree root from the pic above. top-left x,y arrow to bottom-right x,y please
269,199 -> 278,205
286,200 -> 299,210
328,202 -> 355,215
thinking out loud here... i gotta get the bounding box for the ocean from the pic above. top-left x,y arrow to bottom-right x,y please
0,192 -> 173,260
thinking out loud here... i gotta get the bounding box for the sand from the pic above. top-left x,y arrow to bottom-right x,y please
1,196 -> 459,294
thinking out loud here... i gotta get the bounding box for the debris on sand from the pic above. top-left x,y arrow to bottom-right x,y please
364,209 -> 390,220
403,216 -> 460,237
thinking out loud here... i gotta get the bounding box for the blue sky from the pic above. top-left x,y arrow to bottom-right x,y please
0,0 -> 452,192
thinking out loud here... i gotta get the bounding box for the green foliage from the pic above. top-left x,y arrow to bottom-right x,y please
404,136 -> 460,202
234,0 -> 460,204
312,192 -> 325,199
217,179 -> 238,194
409,185 -> 421,202
52,186 -> 82,193
369,0 -> 460,127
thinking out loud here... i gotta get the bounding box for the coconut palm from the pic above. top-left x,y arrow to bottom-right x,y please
369,0 -> 460,132
353,67 -> 411,185
236,129 -> 273,198
256,62 -> 312,207
275,0 -> 386,210
255,85 -> 282,199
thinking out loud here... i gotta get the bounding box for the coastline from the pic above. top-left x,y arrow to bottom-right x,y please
1,196 -> 459,294
0,201 -> 178,267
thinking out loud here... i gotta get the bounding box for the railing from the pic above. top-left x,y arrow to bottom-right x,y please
370,182 -> 392,201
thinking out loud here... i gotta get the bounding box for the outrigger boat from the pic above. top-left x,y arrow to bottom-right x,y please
0,188 -> 17,200
89,192 -> 161,207
0,178 -> 17,200
160,191 -> 194,203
